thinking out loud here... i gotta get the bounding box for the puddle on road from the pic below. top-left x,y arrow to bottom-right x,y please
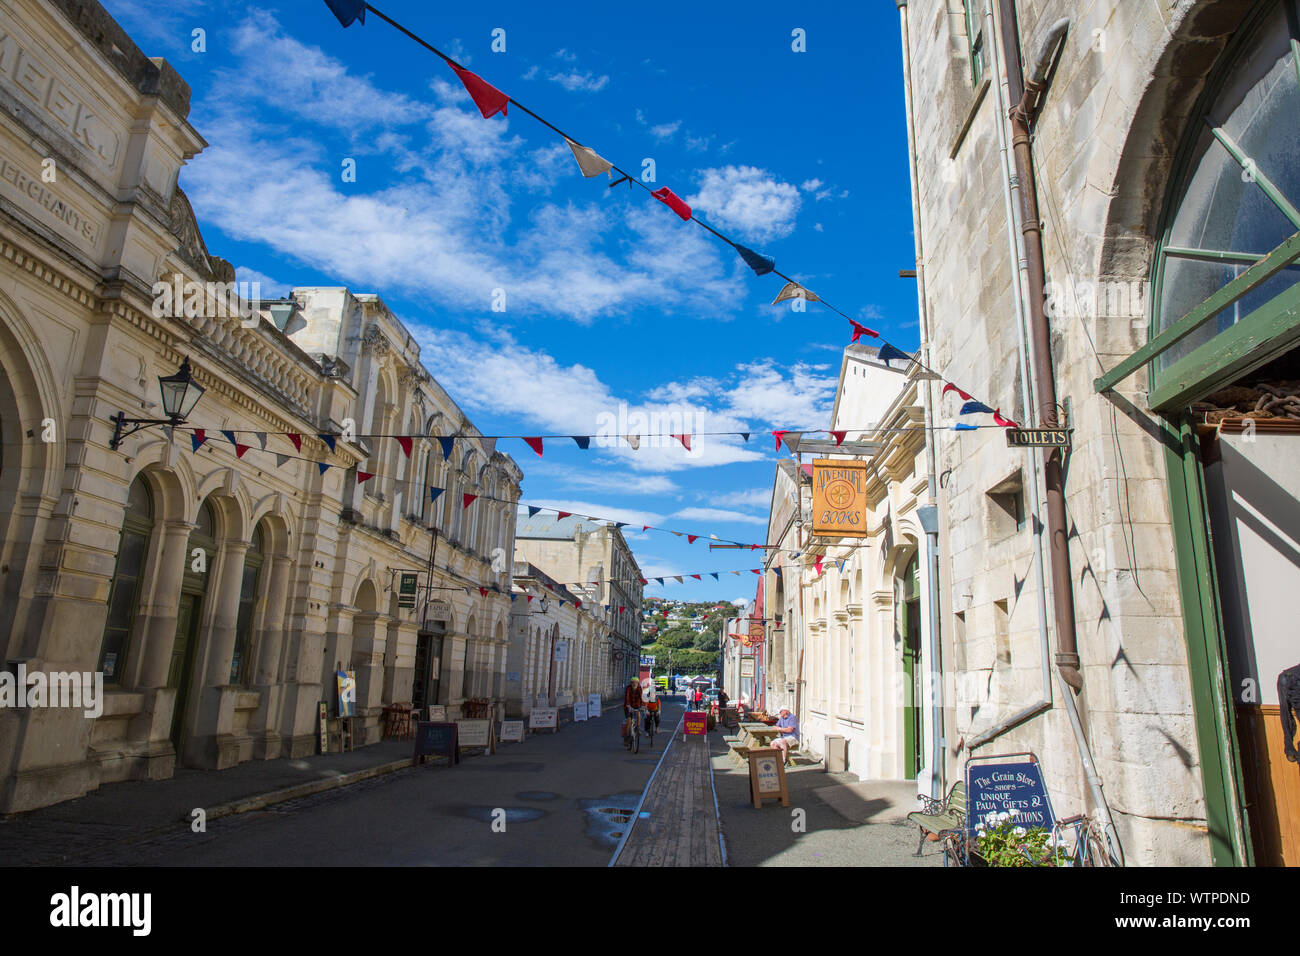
577,793 -> 641,848
458,806 -> 547,824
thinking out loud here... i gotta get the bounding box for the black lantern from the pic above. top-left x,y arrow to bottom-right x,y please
110,357 -> 205,450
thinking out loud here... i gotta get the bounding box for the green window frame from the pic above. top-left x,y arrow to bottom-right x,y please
963,0 -> 986,86
1095,0 -> 1300,408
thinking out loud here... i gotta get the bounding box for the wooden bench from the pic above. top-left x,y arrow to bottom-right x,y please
905,781 -> 966,856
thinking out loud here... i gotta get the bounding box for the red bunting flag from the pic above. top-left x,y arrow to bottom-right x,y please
992,408 -> 1019,428
751,568 -> 762,575
557,511 -> 571,520
691,574 -> 702,580
480,587 -> 489,597
831,430 -> 846,446
287,432 -> 302,451
463,493 -> 477,508
396,436 -> 412,459
849,319 -> 878,342
357,471 -> 375,484
523,437 -> 544,457
641,578 -> 648,585
650,186 -> 692,221
815,557 -> 824,575
619,606 -> 625,613
642,525 -> 652,532
772,429 -> 788,451
574,599 -> 582,608
942,383 -> 973,401
672,433 -> 691,450
688,535 -> 699,544
527,594 -> 534,603
233,442 -> 250,459
448,62 -> 509,119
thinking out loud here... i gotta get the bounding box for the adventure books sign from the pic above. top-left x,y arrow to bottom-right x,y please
811,459 -> 868,537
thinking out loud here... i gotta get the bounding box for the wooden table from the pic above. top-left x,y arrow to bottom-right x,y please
749,726 -> 785,746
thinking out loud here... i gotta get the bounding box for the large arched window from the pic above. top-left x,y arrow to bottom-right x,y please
1148,0 -> 1300,408
229,522 -> 264,685
98,477 -> 154,683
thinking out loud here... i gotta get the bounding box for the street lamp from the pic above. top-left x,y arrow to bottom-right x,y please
110,357 -> 205,450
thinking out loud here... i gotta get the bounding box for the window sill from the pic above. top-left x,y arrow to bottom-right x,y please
948,74 -> 991,159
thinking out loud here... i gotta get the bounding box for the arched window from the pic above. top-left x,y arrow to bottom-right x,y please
98,476 -> 154,683
1149,0 -> 1300,405
230,523 -> 264,685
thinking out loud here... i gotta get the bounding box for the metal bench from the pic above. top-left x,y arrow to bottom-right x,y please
905,781 -> 966,856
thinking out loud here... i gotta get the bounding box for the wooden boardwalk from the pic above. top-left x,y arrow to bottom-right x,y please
612,720 -> 723,867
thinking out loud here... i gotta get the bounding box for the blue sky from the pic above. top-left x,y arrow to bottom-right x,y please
102,0 -> 917,600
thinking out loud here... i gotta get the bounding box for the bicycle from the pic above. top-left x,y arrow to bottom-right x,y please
623,708 -> 641,754
1038,813 -> 1120,867
644,705 -> 660,748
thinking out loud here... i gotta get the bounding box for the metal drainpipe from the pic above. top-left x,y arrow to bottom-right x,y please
992,2 -> 1123,862
964,0 -> 1054,752
897,0 -> 947,802
996,7 -> 1083,692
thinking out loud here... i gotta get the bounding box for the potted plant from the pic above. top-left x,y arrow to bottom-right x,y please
969,809 -> 1065,867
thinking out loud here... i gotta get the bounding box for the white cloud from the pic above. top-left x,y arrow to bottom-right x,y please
708,488 -> 772,509
671,507 -> 767,526
547,70 -> 609,93
649,121 -> 681,140
522,64 -> 540,81
814,222 -> 824,232
553,48 -> 579,62
687,166 -> 801,242
800,178 -> 824,192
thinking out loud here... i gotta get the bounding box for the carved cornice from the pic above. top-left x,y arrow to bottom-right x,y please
169,187 -> 235,284
361,324 -> 390,357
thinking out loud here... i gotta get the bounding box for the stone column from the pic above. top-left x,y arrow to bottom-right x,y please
189,540 -> 248,769
350,611 -> 389,745
250,551 -> 293,758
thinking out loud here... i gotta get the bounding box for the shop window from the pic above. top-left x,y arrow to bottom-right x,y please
229,523 -> 264,685
98,477 -> 154,683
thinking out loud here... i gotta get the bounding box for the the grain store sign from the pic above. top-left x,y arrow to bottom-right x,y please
812,459 -> 868,537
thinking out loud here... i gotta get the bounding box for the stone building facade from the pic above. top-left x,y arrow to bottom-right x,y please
897,0 -> 1300,864
0,0 -> 521,813
513,514 -> 644,690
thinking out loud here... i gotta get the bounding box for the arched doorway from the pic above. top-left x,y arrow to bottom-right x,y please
170,498 -> 217,751
898,551 -> 922,780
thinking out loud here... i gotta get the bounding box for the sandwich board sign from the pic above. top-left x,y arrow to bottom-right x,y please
587,693 -> 601,717
456,718 -> 495,755
413,721 -> 458,767
965,753 -> 1055,837
499,720 -> 525,743
683,711 -> 708,739
749,748 -> 790,809
574,701 -> 588,721
529,707 -> 558,733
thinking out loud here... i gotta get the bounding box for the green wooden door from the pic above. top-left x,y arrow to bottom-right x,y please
901,556 -> 922,780
169,594 -> 201,750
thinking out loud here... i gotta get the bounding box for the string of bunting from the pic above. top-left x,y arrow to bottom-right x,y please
318,0 -> 1021,431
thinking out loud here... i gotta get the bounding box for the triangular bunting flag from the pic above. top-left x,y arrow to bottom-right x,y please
673,576 -> 684,584
772,429 -> 788,451
672,434 -> 691,451
942,383 -> 973,402
774,567 -> 782,577
772,281 -> 820,305
523,437 -> 544,457
625,434 -> 640,450
429,487 -> 445,503
323,0 -> 366,28
650,186 -> 692,221
463,493 -> 477,508
960,400 -> 994,415
397,436 -> 412,459
615,522 -> 627,529
849,319 -> 878,342
191,429 -> 206,452
480,587 -> 489,597
711,572 -> 719,581
877,343 -> 910,365
318,462 -> 331,475
287,433 -> 302,452
751,568 -> 762,575
741,432 -> 750,442
815,557 -> 824,575
655,578 -> 664,585
357,471 -> 374,484
571,436 -> 590,450
447,62 -> 509,119
221,429 -> 237,446
831,430 -> 846,446
527,506 -> 541,518
557,511 -> 571,520
254,432 -> 268,451
951,423 -> 978,431
526,594 -> 534,603
642,525 -> 651,532
564,137 -> 613,178
731,242 -> 775,276
993,408 -> 1019,428
439,437 -> 455,460
691,574 -> 702,580
318,433 -> 336,453
275,453 -> 291,468
688,535 -> 699,544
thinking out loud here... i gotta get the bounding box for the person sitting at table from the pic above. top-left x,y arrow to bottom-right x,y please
770,707 -> 799,763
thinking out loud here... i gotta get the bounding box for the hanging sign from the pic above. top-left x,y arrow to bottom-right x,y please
749,748 -> 790,808
811,459 -> 869,537
741,656 -> 755,678
398,572 -> 419,608
639,655 -> 656,666
747,618 -> 764,646
587,693 -> 601,717
499,720 -> 525,742
1005,428 -> 1072,448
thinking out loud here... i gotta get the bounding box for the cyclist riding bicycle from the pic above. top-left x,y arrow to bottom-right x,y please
623,677 -> 644,738
642,678 -> 660,733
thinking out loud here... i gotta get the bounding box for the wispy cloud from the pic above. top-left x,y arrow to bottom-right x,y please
671,507 -> 767,525
649,120 -> 681,140
547,69 -> 609,93
688,166 -> 801,243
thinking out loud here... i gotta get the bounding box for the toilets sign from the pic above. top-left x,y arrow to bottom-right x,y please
966,758 -> 1056,834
